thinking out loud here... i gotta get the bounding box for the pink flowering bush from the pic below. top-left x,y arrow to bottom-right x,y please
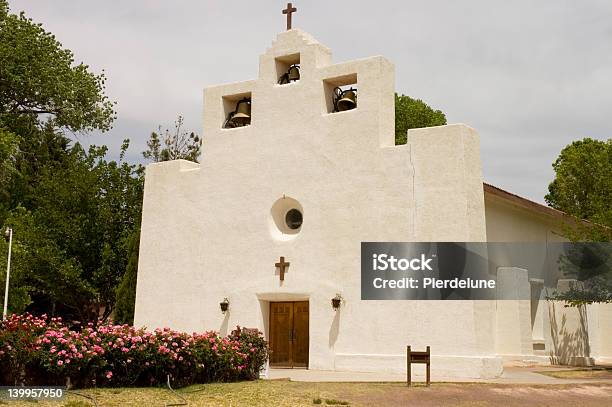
0,313 -> 61,385
0,314 -> 269,388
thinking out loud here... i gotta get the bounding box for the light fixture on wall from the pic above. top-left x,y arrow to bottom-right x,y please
333,87 -> 357,112
331,293 -> 343,311
278,64 -> 300,84
220,297 -> 230,314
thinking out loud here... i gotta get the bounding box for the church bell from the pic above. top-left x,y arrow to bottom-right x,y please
224,98 -> 251,128
333,87 -> 357,112
278,64 -> 301,84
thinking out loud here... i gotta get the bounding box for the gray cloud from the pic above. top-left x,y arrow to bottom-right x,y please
14,0 -> 612,203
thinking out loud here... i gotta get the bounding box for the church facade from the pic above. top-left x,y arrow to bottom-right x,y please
134,30 -> 612,378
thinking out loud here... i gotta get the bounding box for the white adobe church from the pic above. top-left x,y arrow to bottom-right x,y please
134,27 -> 612,378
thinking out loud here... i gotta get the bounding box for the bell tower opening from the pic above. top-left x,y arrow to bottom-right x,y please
222,91 -> 252,129
323,73 -> 357,114
275,53 -> 301,85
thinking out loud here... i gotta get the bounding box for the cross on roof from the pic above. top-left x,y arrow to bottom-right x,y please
275,256 -> 290,281
282,2 -> 297,30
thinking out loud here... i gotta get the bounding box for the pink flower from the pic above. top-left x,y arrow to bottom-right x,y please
105,371 -> 113,379
57,360 -> 63,366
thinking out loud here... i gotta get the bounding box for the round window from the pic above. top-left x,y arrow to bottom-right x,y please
269,196 -> 303,240
285,209 -> 303,230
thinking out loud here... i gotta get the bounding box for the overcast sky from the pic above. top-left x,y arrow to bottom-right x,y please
13,1 -> 612,203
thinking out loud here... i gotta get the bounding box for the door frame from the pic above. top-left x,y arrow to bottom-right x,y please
269,301 -> 309,369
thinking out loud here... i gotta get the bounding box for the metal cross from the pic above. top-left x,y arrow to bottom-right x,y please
282,2 -> 297,30
275,256 -> 291,281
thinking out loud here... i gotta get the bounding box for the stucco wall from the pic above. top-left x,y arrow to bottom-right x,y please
134,29 -> 610,378
134,29 -> 504,379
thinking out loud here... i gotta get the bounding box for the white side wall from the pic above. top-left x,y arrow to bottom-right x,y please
485,194 -> 612,365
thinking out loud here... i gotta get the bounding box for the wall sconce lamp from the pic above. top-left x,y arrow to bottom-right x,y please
220,297 -> 230,314
331,293 -> 343,311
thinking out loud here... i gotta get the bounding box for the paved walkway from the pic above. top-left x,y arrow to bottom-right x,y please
266,366 -> 612,385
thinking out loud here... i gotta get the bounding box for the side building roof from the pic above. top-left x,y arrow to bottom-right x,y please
483,182 -> 569,221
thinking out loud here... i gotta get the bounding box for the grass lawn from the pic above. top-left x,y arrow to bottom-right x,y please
535,368 -> 612,380
2,380 -> 612,407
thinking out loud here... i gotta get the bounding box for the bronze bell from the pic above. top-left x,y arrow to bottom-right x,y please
336,88 -> 357,112
287,64 -> 300,81
278,64 -> 300,84
225,98 -> 251,128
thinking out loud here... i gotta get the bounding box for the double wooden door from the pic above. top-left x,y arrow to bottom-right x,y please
269,301 -> 309,368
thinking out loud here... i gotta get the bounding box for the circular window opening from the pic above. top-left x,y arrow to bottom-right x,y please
285,209 -> 303,230
269,196 -> 303,241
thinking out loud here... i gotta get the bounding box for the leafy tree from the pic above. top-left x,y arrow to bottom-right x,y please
0,0 -> 115,134
0,128 -> 18,210
545,138 -> 612,305
1,141 -> 143,321
6,124 -> 70,216
0,128 -> 17,180
395,93 -> 447,145
0,3 -> 141,322
546,138 -> 612,241
143,116 -> 201,163
1,1 -> 117,221
114,229 -> 140,325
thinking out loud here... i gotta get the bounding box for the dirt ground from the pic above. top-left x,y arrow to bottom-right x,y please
2,381 -> 612,407
333,382 -> 612,407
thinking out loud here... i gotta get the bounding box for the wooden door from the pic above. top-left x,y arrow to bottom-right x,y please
269,301 -> 309,368
269,302 -> 293,367
292,301 -> 309,367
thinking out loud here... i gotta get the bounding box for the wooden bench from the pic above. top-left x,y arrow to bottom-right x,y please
407,345 -> 430,386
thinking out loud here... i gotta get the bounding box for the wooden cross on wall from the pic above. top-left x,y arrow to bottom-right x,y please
282,2 -> 297,30
275,256 -> 290,281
